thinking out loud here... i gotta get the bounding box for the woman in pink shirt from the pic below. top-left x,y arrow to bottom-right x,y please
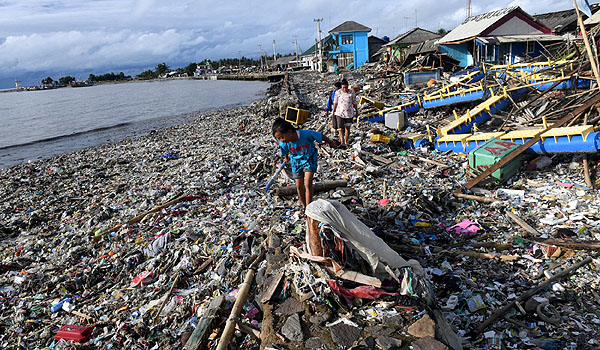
332,79 -> 358,146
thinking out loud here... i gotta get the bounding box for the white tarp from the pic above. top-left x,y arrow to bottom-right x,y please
305,199 -> 423,275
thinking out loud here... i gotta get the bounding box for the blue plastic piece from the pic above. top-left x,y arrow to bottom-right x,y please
531,78 -> 591,90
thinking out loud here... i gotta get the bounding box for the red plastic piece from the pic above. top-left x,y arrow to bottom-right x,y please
54,325 -> 93,343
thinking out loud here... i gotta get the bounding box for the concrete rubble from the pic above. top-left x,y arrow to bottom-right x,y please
1,58 -> 600,350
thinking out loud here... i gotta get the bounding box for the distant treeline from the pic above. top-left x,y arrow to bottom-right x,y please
41,53 -> 295,86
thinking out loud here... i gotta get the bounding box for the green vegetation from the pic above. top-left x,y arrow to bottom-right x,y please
39,52 -> 296,87
88,72 -> 130,82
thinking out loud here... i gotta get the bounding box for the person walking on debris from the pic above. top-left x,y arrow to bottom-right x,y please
325,81 -> 342,132
272,118 -> 338,212
332,79 -> 358,147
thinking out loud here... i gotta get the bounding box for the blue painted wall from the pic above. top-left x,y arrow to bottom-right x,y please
440,43 -> 473,67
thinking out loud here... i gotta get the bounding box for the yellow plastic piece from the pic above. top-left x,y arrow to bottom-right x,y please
439,95 -> 504,135
285,106 -> 310,125
359,96 -> 385,110
436,134 -> 470,147
370,134 -> 391,143
500,125 -> 594,143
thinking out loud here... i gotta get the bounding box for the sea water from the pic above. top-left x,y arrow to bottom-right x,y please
0,79 -> 269,168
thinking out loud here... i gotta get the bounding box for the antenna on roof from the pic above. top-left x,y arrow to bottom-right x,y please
466,0 -> 472,18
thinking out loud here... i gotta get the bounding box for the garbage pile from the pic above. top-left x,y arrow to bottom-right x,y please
1,63 -> 600,350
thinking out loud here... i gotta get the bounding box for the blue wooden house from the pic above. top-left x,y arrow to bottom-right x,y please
328,21 -> 371,70
439,6 -> 562,67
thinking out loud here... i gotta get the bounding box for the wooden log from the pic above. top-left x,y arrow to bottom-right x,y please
393,244 -> 519,262
453,192 -> 503,203
476,257 -> 592,333
194,257 -> 214,274
463,92 -> 600,190
527,238 -> 600,251
216,248 -> 266,350
183,295 -> 225,350
505,211 -> 539,237
275,180 -> 348,197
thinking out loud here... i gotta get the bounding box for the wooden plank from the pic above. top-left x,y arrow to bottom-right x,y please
183,295 -> 225,350
261,270 -> 285,304
325,266 -> 382,287
505,211 -> 539,237
462,92 -> 600,190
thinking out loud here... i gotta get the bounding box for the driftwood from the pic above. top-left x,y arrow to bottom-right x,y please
183,295 -> 225,350
216,248 -> 266,350
393,244 -> 519,262
476,257 -> 592,333
93,193 -> 189,242
453,192 -> 503,203
194,257 -> 214,274
528,238 -> 600,251
275,180 -> 348,197
505,211 -> 539,237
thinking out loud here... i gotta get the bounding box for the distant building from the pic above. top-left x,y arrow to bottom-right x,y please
439,6 -> 562,67
328,21 -> 371,70
534,4 -> 600,36
385,28 -> 441,64
368,36 -> 388,62
301,34 -> 336,71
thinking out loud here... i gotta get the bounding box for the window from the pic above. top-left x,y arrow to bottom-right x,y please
341,34 -> 353,45
527,41 -> 535,54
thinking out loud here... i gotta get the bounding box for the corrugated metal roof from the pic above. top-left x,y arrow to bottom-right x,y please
439,6 -> 519,44
329,21 -> 371,33
385,27 -> 440,46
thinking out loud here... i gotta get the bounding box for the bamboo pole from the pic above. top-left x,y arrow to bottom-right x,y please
574,0 -> 600,88
216,248 -> 266,350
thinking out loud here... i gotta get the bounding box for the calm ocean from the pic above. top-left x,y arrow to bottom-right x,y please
0,79 -> 269,169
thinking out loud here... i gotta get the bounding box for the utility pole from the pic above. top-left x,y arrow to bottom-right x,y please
293,35 -> 299,67
314,18 -> 323,72
272,40 -> 276,61
238,51 -> 241,73
258,44 -> 264,69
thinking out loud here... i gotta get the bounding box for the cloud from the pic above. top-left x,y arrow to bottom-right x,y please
0,0 -> 591,88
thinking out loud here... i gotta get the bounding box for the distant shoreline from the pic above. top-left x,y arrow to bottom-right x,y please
0,72 -> 285,93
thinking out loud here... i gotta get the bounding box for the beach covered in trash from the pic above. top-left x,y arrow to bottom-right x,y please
1,65 -> 600,350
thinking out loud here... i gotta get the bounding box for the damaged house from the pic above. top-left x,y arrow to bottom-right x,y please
439,6 -> 563,67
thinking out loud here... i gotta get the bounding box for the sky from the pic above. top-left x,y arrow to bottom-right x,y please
0,0 -> 592,88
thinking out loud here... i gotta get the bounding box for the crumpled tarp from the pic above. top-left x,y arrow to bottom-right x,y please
305,199 -> 423,274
